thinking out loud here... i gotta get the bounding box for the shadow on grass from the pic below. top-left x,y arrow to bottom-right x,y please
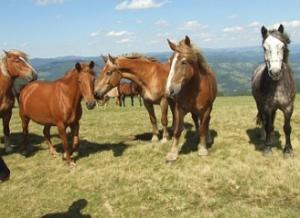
246,127 -> 282,151
179,129 -> 218,155
41,198 -> 91,218
0,132 -> 45,157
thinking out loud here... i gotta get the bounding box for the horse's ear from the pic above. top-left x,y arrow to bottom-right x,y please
184,35 -> 191,47
261,26 -> 268,38
101,55 -> 108,63
278,24 -> 284,33
3,50 -> 9,56
167,39 -> 178,52
89,61 -> 95,69
75,62 -> 82,72
107,54 -> 117,66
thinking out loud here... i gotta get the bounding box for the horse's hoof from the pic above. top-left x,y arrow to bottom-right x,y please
69,161 -> 76,168
166,152 -> 178,163
283,148 -> 293,158
151,135 -> 159,142
160,138 -> 168,144
5,146 -> 13,153
198,147 -> 209,156
263,147 -> 272,157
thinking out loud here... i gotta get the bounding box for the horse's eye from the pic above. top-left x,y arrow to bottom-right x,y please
15,59 -> 21,63
181,60 -> 187,65
107,71 -> 113,76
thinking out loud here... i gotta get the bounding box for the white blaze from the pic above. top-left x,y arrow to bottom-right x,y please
166,53 -> 178,93
263,35 -> 284,73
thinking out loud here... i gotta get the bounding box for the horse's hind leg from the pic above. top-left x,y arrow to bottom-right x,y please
198,107 -> 212,156
43,125 -> 57,156
143,100 -> 159,142
20,115 -> 30,155
283,106 -> 293,157
2,110 -> 13,153
131,96 -> 134,106
70,121 -> 80,156
57,123 -> 74,166
160,98 -> 169,143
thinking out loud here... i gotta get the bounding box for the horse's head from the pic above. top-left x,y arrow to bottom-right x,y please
75,61 -> 96,110
166,36 -> 196,98
1,50 -> 37,81
261,24 -> 290,80
94,54 -> 122,99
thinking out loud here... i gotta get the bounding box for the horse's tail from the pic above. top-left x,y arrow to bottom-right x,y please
256,112 -> 262,126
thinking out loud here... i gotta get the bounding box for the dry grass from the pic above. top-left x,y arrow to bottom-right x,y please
0,96 -> 300,218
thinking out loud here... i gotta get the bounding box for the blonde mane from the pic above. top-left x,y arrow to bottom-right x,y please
177,42 -> 211,73
121,54 -> 159,63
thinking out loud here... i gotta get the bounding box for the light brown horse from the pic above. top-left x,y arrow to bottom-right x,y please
19,62 -> 96,166
95,55 -> 174,142
0,50 -> 37,153
165,36 -> 217,162
118,81 -> 142,107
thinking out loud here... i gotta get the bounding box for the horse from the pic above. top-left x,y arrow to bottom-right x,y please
118,81 -> 142,107
251,24 -> 296,157
97,87 -> 120,107
95,55 -> 174,142
0,156 -> 10,182
165,36 -> 217,162
19,61 -> 96,166
0,50 -> 37,153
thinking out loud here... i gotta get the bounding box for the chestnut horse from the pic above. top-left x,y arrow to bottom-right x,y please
95,55 -> 173,142
19,62 -> 96,166
165,36 -> 217,162
118,82 -> 142,107
0,50 -> 37,153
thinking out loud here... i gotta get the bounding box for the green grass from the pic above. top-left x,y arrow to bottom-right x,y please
1,96 -> 300,218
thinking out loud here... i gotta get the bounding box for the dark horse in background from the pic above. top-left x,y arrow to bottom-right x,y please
118,81 -> 142,107
19,62 -> 96,166
165,36 -> 217,162
252,24 -> 296,157
0,50 -> 37,153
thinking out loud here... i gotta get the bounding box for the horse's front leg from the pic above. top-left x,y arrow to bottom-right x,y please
3,110 -> 13,153
166,104 -> 184,163
57,123 -> 74,166
283,106 -> 293,157
160,97 -> 169,143
143,99 -> 159,142
43,125 -> 57,156
263,110 -> 274,156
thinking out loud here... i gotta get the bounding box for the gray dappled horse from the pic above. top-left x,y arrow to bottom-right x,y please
252,24 -> 296,157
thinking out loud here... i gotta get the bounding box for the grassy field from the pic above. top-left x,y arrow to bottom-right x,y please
0,96 -> 300,218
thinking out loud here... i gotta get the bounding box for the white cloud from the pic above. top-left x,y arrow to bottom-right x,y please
249,21 -> 261,27
36,0 -> 64,5
156,32 -> 170,37
89,29 -> 102,37
155,20 -> 169,27
179,20 -> 208,30
223,26 -> 244,33
115,0 -> 168,10
273,20 -> 300,29
116,38 -> 133,43
106,31 -> 132,37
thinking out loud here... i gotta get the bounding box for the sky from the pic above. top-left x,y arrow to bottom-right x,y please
0,0 -> 299,58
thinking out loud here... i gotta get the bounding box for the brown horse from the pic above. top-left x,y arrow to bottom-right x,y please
165,36 -> 217,162
95,55 -> 173,142
118,81 -> 142,107
0,50 -> 37,153
97,87 -> 120,107
19,62 -> 96,166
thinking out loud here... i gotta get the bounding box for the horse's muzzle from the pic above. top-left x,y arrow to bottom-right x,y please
94,90 -> 104,100
86,100 -> 96,110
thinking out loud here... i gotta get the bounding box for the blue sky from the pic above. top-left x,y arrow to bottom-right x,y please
1,0 -> 299,57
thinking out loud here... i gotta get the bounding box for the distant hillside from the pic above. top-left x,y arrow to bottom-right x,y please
26,44 -> 300,96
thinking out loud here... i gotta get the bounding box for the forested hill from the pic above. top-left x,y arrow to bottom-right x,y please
26,44 -> 300,96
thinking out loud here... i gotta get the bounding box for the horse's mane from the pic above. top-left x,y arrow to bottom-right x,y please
0,50 -> 30,77
120,54 -> 159,63
177,41 -> 211,73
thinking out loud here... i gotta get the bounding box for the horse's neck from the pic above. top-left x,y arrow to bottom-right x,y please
117,59 -> 155,87
60,72 -> 82,105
